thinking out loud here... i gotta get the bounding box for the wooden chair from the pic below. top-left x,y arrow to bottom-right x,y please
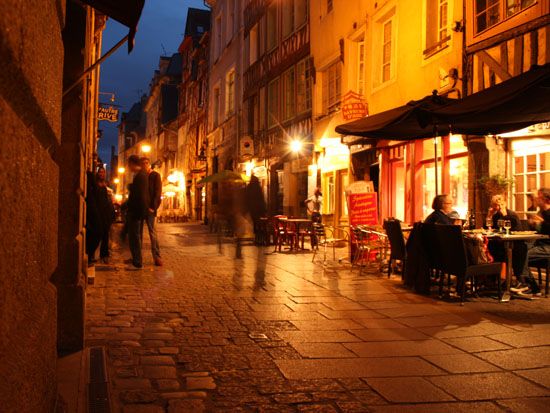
529,257 -> 549,297
383,219 -> 407,279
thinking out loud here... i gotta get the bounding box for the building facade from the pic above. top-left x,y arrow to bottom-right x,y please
463,0 -> 550,218
177,8 -> 211,221
242,0 -> 313,216
0,1 -> 105,410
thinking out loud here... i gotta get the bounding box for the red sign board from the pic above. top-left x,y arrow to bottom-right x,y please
341,90 -> 368,121
348,192 -> 378,226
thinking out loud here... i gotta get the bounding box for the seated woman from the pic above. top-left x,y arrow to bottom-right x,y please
486,195 -> 530,292
424,194 -> 454,225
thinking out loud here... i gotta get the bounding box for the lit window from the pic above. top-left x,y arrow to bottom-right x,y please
357,39 -> 365,96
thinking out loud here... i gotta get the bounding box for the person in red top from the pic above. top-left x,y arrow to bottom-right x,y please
140,157 -> 163,266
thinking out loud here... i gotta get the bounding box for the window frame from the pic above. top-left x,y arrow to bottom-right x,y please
225,69 -> 236,118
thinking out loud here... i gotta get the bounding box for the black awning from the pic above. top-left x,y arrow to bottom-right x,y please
429,63 -> 550,136
335,93 -> 456,143
80,0 -> 145,52
336,64 -> 550,142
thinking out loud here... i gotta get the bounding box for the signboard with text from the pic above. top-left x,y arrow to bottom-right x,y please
341,90 -> 368,121
98,105 -> 119,122
348,192 -> 378,226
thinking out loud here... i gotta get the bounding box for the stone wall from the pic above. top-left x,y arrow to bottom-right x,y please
0,0 -> 65,411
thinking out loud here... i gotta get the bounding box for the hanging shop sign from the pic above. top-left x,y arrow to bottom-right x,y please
98,105 -> 119,122
240,136 -> 254,157
341,91 -> 368,121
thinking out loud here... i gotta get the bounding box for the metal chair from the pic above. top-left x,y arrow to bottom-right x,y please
312,224 -> 349,263
529,257 -> 549,297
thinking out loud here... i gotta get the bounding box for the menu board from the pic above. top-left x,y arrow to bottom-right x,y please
348,192 -> 378,226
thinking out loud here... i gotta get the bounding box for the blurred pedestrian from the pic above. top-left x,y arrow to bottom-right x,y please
140,157 -> 163,266
124,155 -> 150,269
245,175 -> 267,243
95,166 -> 115,263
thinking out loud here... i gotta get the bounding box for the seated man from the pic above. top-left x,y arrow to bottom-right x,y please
514,188 -> 550,296
424,194 -> 454,225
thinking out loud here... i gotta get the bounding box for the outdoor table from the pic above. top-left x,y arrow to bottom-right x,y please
278,218 -> 313,251
491,232 -> 549,302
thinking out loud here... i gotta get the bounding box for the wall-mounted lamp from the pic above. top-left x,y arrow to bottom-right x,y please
452,20 -> 464,33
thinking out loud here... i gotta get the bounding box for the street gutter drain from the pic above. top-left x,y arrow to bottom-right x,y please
88,346 -> 111,413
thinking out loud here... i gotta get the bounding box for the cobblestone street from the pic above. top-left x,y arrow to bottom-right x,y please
85,223 -> 550,412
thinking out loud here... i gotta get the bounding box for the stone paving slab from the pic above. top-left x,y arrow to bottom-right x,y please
344,339 -> 463,357
366,377 -> 455,402
290,343 -> 357,358
421,354 -> 502,374
473,346 -> 550,370
428,372 -> 549,400
275,357 -> 444,379
368,402 -> 504,412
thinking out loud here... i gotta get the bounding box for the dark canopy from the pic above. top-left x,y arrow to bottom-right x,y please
336,64 -> 550,143
427,63 -> 550,135
81,0 -> 145,52
335,93 -> 456,142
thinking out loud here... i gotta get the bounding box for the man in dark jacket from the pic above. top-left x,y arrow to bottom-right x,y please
141,157 -> 163,266
125,155 -> 150,268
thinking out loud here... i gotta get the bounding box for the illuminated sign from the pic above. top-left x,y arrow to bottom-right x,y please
341,91 -> 368,121
98,105 -> 119,122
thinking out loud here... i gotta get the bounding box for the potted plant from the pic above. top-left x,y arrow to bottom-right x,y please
477,174 -> 514,196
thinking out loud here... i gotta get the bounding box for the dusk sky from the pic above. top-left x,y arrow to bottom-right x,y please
98,0 -> 207,166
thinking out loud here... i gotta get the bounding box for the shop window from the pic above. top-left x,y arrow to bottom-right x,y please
512,141 -> 550,216
424,0 -> 450,58
283,67 -> 295,120
322,61 -> 342,114
449,134 -> 467,155
449,157 -> 468,218
268,78 -> 279,127
296,58 -> 312,114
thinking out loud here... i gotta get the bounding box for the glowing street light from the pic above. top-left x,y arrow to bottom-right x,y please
290,139 -> 303,153
113,178 -> 120,184
141,144 -> 151,153
118,166 -> 125,174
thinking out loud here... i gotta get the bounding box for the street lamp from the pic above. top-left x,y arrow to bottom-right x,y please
141,144 -> 151,153
290,139 -> 303,153
118,166 -> 125,174
113,178 -> 120,184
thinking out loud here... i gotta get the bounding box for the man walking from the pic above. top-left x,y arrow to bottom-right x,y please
140,157 -> 163,266
125,155 -> 150,268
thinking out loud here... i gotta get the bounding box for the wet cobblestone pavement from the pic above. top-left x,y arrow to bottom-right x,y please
86,223 -> 550,412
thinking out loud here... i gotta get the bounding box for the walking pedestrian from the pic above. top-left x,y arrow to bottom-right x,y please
95,166 -> 115,263
124,155 -> 150,268
140,157 -> 163,266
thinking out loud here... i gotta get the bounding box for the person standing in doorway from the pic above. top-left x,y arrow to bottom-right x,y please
124,155 -> 150,269
140,157 -> 163,266
95,166 -> 115,263
305,188 -> 323,223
